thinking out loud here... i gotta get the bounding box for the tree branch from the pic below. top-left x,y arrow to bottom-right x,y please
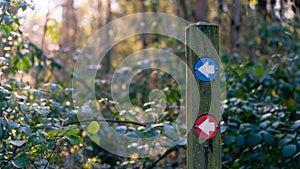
64,119 -> 147,127
146,145 -> 186,169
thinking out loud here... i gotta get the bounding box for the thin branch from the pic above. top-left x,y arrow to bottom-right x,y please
146,145 -> 186,169
222,164 -> 230,169
0,142 -> 34,168
44,120 -> 65,169
41,13 -> 49,52
64,119 -> 147,127
35,3 -> 49,87
44,141 -> 56,169
229,146 -> 246,167
30,159 -> 38,169
0,151 -> 19,168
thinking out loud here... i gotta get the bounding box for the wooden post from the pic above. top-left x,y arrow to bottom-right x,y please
186,23 -> 221,169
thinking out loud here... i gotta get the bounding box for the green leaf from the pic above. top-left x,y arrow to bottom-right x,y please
259,120 -> 271,128
246,133 -> 262,147
224,136 -> 235,145
0,117 -> 6,126
47,129 -> 59,138
282,144 -> 297,157
64,128 -> 81,136
8,140 -> 25,147
33,90 -> 40,98
0,126 -> 3,137
66,110 -> 77,118
19,102 -> 27,112
266,127 -> 281,134
116,126 -> 127,134
18,126 -> 32,136
87,121 -> 100,134
50,83 -> 58,91
7,122 -> 19,130
278,138 -> 293,146
248,124 -> 261,131
262,131 -> 274,145
144,129 -> 160,137
12,154 -> 29,168
235,135 -> 245,147
66,135 -> 82,145
39,107 -> 50,116
44,83 -> 59,91
16,55 -> 31,73
291,120 -> 300,130
21,5 -> 27,11
4,25 -> 13,34
126,131 -> 142,138
13,18 -> 20,26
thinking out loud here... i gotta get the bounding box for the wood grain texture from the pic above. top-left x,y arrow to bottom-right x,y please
186,23 -> 221,169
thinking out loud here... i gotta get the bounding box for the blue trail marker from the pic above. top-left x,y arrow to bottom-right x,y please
194,57 -> 218,82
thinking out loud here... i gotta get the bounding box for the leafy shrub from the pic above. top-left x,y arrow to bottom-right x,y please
222,13 -> 300,168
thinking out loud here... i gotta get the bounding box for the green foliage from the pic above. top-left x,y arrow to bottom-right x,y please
87,121 -> 100,134
222,13 -> 300,168
0,77 -> 81,168
0,1 -> 84,168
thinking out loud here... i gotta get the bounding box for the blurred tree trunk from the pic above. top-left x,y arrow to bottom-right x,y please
170,0 -> 190,20
296,0 -> 300,8
60,0 -> 77,50
293,0 -> 300,12
230,0 -> 241,51
97,0 -> 103,28
102,0 -> 112,75
141,0 -> 147,49
180,0 -> 188,19
280,0 -> 284,16
217,0 -> 223,24
194,0 -> 208,21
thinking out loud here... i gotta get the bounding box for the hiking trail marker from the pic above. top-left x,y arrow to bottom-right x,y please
194,114 -> 219,140
186,23 -> 221,169
194,57 -> 218,82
